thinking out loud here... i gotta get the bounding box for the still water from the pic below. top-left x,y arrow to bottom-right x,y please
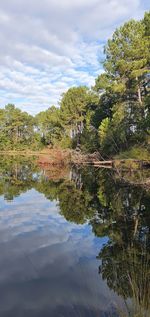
0,156 -> 149,317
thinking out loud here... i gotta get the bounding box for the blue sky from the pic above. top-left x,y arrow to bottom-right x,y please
0,0 -> 149,115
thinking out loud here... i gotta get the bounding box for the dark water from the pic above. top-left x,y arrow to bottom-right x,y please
0,156 -> 149,317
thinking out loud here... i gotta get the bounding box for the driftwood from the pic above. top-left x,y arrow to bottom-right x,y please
76,158 -> 150,170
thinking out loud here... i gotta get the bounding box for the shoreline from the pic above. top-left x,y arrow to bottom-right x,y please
0,149 -> 150,169
0,149 -> 150,189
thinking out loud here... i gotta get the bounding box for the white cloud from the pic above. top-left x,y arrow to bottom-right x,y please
0,0 -> 148,114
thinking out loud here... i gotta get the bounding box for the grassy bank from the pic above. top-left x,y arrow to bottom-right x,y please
114,146 -> 150,160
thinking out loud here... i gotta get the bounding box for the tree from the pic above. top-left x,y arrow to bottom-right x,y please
94,13 -> 150,156
0,104 -> 37,150
60,86 -> 90,142
36,106 -> 63,146
104,19 -> 149,104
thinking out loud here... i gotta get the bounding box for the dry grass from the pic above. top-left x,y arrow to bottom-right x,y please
37,148 -> 72,166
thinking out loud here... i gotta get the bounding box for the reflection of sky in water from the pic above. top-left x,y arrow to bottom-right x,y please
0,189 -> 122,317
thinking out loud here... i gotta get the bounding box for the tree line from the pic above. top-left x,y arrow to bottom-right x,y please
0,11 -> 149,157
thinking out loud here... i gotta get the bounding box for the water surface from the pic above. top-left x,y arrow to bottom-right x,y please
0,156 -> 149,317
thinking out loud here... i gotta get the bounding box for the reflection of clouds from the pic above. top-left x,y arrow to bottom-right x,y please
0,189 -> 121,316
0,189 -> 72,242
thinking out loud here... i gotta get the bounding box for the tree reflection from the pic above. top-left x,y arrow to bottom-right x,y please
58,180 -> 94,224
96,180 -> 150,317
0,156 -> 150,316
0,156 -> 39,200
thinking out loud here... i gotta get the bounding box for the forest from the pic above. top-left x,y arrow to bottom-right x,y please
0,11 -> 150,159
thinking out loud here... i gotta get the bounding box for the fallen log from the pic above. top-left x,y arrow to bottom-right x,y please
93,160 -> 113,165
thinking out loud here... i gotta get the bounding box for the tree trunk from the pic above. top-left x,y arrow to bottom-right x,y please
133,217 -> 139,237
136,76 -> 142,105
138,86 -> 142,104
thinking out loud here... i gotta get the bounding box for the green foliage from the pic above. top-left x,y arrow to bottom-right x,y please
60,86 -> 89,126
94,11 -> 150,156
98,117 -> 110,146
59,86 -> 100,151
143,11 -> 150,36
59,135 -> 73,149
35,106 -> 63,146
104,19 -> 149,98
115,146 -> 150,160
0,104 -> 39,150
80,127 -> 99,153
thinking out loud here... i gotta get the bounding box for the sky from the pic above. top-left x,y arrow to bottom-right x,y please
0,0 -> 149,115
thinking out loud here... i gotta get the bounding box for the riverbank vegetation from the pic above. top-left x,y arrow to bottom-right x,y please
0,11 -> 150,160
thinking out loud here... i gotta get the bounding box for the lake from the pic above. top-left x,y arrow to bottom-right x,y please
0,156 -> 149,317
